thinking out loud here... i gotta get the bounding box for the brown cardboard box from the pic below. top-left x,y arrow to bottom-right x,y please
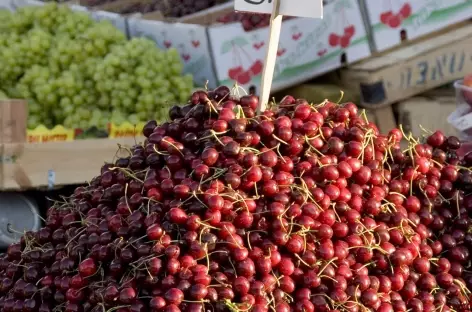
397,89 -> 459,138
341,23 -> 472,108
0,100 -> 28,144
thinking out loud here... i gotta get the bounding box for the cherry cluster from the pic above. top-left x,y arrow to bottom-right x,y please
1,86 -> 472,312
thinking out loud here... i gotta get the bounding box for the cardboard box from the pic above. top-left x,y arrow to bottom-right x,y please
0,100 -> 28,144
277,82 -> 361,104
128,0 -> 371,91
397,91 -> 458,138
360,0 -> 472,52
127,18 -> 218,89
340,23 -> 472,108
0,0 -> 15,11
208,0 -> 371,92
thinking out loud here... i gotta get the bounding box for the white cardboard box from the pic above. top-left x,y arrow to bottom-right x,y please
127,18 -> 218,89
0,0 -> 15,11
128,0 -> 370,90
361,0 -> 472,52
208,0 -> 371,91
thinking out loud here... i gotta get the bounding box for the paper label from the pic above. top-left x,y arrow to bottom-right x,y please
27,125 -> 75,143
235,0 -> 323,18
47,169 -> 55,190
108,122 -> 145,138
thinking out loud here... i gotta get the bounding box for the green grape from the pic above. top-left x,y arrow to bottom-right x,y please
0,2 -> 194,127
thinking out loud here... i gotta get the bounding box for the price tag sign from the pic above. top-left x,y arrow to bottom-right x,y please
235,0 -> 323,18
235,0 -> 322,112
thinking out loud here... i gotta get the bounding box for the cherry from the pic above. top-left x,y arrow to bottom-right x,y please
78,258 -> 96,277
119,287 -> 136,304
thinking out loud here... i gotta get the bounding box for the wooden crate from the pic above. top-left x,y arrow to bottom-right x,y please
340,22 -> 472,108
0,137 -> 144,190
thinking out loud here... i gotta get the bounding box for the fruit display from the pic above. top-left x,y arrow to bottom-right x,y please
2,85 -> 472,312
0,3 -> 193,130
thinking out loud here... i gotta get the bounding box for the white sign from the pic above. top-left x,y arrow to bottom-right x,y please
235,0 -> 323,18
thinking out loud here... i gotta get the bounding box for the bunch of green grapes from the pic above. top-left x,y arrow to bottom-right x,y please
0,28 -> 53,87
0,3 -> 194,130
94,38 -> 194,123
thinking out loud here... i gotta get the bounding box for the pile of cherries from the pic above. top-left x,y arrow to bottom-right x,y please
1,86 -> 472,312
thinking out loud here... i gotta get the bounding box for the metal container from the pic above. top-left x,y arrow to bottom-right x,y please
0,193 -> 42,248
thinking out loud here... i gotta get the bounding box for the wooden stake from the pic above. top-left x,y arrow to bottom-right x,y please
257,0 -> 282,114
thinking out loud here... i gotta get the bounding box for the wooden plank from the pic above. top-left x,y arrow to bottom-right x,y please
340,22 -> 472,108
0,100 -> 27,144
0,137 -> 145,190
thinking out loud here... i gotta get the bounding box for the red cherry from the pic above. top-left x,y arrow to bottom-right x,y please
78,258 -> 97,277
